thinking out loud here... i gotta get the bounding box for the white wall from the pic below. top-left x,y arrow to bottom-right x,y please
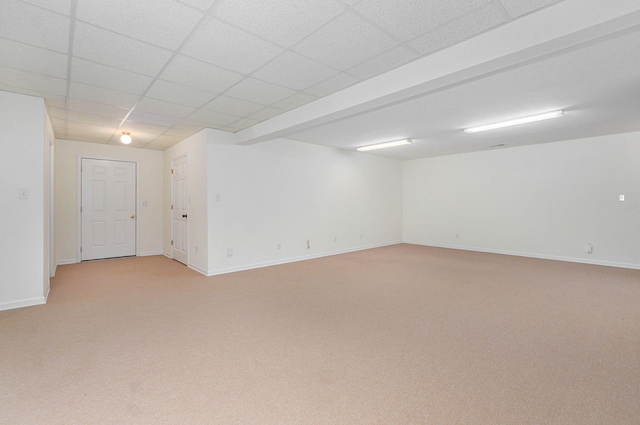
206,136 -> 403,275
0,90 -> 49,310
403,132 -> 640,268
55,139 -> 164,264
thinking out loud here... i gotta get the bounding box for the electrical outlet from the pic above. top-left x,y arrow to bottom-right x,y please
306,240 -> 310,249
334,236 -> 337,242
277,243 -> 281,250
227,248 -> 233,257
586,243 -> 593,254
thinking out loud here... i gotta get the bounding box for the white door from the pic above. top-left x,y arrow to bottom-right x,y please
81,158 -> 136,261
172,155 -> 188,264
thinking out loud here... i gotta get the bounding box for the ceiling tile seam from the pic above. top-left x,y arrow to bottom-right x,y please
493,0 -> 511,20
15,0 -> 71,17
114,0 -> 224,145
62,0 -> 78,139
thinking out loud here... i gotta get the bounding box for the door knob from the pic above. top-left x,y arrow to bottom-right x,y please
130,214 -> 135,219
182,214 -> 188,218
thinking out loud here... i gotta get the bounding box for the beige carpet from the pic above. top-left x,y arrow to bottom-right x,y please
1,244 -> 639,424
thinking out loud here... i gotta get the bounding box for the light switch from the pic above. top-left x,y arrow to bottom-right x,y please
619,194 -> 625,202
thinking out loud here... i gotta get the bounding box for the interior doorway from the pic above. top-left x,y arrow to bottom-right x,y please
80,158 -> 137,261
171,155 -> 188,265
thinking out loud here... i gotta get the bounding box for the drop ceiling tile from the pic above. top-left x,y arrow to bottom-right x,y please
148,134 -> 184,145
66,110 -> 121,127
64,130 -> 112,143
165,122 -> 204,137
0,38 -> 68,78
44,96 -> 67,109
0,0 -> 70,53
224,77 -> 296,106
346,45 -> 418,80
175,0 -> 216,12
20,0 -> 71,15
226,117 -> 260,131
202,96 -> 265,116
67,99 -> 129,119
146,80 -> 215,108
352,0 -> 490,41
252,51 -> 339,91
272,92 -> 317,111
304,73 -> 359,97
69,82 -> 140,109
127,110 -> 181,127
0,65 -> 67,97
47,107 -> 67,120
500,0 -> 561,18
248,106 -> 286,121
136,97 -> 197,119
293,12 -> 399,71
409,3 -> 506,55
160,55 -> 244,94
188,109 -> 240,127
121,121 -> 171,135
181,16 -> 284,74
73,22 -> 173,76
76,0 -> 203,50
212,0 -> 344,47
71,58 -> 154,95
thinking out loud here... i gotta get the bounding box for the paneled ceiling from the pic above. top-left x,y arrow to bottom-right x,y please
1,0 -> 640,159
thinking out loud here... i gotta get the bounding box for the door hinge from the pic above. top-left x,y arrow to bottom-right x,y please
171,240 -> 173,246
80,246 -> 82,253
171,168 -> 174,174
171,204 -> 173,210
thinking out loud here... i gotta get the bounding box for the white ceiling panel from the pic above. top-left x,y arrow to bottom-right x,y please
249,106 -> 286,121
70,58 -> 154,95
76,0 -> 203,50
19,0 -> 71,15
69,82 -> 139,109
352,0 -> 491,41
0,65 -> 67,97
160,55 -> 244,94
293,12 -> 399,71
252,52 -> 339,91
226,117 -> 261,131
66,99 -> 129,120
272,92 -> 317,111
203,96 -> 265,117
500,0 -> 561,18
66,110 -> 121,128
121,121 -> 171,136
304,73 -> 359,97
135,97 -> 197,119
346,45 -> 418,80
127,110 -> 181,127
175,0 -> 216,12
43,95 -> 67,109
47,107 -> 67,120
212,0 -> 345,47
188,109 -> 241,127
0,38 -> 68,79
73,22 -> 173,76
146,80 -> 215,108
224,78 -> 296,106
0,0 -> 70,53
409,3 -> 506,55
182,16 -> 284,74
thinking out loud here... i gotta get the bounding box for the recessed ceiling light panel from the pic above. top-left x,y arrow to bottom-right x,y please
464,110 -> 564,133
356,138 -> 412,152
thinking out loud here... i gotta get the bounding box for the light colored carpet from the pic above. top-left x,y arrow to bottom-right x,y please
1,244 -> 639,424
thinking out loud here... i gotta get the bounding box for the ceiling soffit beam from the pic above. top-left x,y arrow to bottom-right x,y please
235,0 -> 640,146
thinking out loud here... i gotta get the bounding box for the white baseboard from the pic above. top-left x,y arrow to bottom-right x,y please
0,296 -> 46,312
57,258 -> 77,265
404,240 -> 640,270
205,241 -> 402,276
140,250 -> 163,257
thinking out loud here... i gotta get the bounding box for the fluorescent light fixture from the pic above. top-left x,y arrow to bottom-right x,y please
464,110 -> 564,133
120,132 -> 132,144
356,138 -> 412,152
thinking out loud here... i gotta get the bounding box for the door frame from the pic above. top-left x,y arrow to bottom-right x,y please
171,154 -> 188,264
76,155 -> 140,263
